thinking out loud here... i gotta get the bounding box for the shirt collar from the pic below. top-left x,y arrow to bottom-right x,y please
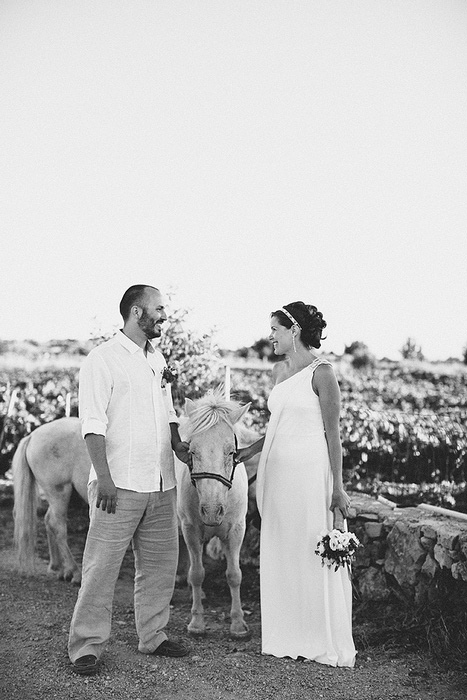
116,330 -> 147,355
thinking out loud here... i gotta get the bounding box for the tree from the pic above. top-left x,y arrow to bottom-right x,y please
344,341 -> 375,369
89,302 -> 221,406
157,305 -> 221,404
251,338 -> 274,361
233,346 -> 252,360
400,337 -> 424,361
344,341 -> 368,356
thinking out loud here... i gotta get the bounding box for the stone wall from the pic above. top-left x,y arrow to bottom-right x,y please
349,493 -> 467,603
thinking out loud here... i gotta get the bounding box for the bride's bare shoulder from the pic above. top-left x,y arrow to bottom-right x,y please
272,360 -> 289,383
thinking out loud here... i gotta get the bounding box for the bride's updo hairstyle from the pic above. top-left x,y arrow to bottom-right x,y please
273,302 -> 327,349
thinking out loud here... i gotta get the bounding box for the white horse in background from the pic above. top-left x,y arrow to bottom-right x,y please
13,417 -> 89,584
177,390 -> 251,639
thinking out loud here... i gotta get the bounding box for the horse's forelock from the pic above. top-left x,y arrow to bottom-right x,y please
186,392 -> 241,438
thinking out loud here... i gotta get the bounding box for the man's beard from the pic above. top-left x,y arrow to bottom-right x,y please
137,308 -> 162,340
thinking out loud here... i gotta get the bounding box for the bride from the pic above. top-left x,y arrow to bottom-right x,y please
236,301 -> 356,667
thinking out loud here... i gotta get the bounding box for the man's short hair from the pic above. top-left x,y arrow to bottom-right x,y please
119,285 -> 158,320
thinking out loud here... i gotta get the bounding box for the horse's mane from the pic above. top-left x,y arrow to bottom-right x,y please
186,388 -> 242,438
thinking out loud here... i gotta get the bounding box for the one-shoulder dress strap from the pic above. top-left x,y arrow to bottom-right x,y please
309,357 -> 333,372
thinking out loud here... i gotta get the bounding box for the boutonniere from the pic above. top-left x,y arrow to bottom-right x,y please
161,365 -> 177,388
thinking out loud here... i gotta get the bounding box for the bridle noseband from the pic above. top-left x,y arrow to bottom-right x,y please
188,435 -> 240,490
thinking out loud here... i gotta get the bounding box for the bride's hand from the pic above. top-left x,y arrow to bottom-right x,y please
332,507 -> 346,531
235,445 -> 256,464
330,488 -> 351,519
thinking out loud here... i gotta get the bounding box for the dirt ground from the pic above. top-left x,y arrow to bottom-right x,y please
1,494 -> 466,700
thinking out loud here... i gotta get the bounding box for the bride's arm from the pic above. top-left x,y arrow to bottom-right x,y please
312,365 -> 350,519
235,435 -> 265,463
235,361 -> 283,463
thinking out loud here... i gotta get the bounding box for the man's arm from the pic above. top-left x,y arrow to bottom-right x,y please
79,352 -> 116,512
84,434 -> 118,514
170,423 -> 191,465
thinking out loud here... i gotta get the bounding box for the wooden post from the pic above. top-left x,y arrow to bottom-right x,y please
377,495 -> 398,509
65,392 -> 71,417
224,364 -> 231,401
0,387 -> 19,452
7,388 -> 19,417
418,503 -> 467,522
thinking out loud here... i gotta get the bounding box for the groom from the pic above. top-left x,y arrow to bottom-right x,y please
68,285 -> 191,675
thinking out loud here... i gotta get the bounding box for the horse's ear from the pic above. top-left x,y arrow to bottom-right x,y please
185,398 -> 196,417
229,403 -> 251,425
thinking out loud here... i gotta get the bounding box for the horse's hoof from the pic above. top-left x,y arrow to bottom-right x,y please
63,569 -> 81,583
230,627 -> 251,641
230,631 -> 251,642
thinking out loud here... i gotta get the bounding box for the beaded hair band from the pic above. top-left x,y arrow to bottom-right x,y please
280,307 -> 302,330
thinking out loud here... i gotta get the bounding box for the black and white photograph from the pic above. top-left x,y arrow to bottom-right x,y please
1,2 -> 466,698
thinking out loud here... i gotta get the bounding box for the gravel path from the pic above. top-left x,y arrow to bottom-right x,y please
0,500 -> 466,700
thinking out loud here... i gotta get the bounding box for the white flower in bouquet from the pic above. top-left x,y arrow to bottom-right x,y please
315,529 -> 361,572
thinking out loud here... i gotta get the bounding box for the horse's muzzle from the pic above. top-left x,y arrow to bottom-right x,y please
200,503 -> 225,526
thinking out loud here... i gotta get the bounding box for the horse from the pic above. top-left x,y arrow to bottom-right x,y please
13,417 -> 90,584
12,402 -> 260,599
176,390 -> 251,639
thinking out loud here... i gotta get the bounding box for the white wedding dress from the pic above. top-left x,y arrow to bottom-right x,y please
256,358 -> 356,666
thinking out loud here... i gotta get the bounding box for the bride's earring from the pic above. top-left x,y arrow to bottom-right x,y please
292,331 -> 297,353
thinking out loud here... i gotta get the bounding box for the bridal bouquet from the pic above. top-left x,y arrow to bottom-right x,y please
315,529 -> 361,572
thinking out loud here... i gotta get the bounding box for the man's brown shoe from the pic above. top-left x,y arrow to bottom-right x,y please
152,640 -> 189,657
72,654 -> 99,675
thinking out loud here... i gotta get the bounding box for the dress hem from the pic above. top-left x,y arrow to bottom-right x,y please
261,649 -> 356,668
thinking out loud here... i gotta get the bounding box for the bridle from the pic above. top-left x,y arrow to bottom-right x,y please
188,434 -> 240,490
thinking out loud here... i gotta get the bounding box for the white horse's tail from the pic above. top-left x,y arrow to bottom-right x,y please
12,434 -> 37,574
205,535 -> 224,561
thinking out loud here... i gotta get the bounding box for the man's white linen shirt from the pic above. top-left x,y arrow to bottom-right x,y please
79,331 -> 179,492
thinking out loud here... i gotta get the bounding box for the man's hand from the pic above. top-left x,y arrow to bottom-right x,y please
174,441 -> 192,466
96,475 -> 118,514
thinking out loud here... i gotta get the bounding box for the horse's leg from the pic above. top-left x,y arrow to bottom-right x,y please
43,484 -> 82,584
44,503 -> 62,577
183,524 -> 207,636
175,531 -> 189,587
223,522 -> 250,639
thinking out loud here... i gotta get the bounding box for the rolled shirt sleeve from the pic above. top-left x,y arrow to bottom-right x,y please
78,351 -> 113,438
164,384 -> 180,425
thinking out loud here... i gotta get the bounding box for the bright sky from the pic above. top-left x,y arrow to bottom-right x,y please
1,1 -> 466,360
